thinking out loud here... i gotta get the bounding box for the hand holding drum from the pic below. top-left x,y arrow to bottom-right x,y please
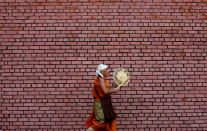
113,68 -> 130,89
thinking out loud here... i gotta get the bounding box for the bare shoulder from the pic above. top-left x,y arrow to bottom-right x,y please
97,76 -> 104,83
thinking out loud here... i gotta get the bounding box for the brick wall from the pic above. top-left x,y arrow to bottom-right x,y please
1,0 -> 207,130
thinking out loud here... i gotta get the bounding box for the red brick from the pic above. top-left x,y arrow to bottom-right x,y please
1,0 -> 207,130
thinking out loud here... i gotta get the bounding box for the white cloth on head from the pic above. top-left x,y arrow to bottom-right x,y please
96,64 -> 108,77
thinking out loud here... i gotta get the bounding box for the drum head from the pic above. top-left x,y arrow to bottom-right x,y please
113,68 -> 130,87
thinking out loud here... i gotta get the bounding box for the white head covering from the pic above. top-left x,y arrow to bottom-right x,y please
96,64 -> 108,77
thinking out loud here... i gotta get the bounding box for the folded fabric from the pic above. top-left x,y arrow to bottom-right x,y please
94,101 -> 105,124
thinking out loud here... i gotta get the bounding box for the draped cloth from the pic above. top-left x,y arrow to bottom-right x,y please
85,76 -> 117,131
95,64 -> 108,77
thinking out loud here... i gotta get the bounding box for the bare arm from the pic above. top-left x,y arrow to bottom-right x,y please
98,77 -> 119,95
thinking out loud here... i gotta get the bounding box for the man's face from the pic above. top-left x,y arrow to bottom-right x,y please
101,69 -> 109,77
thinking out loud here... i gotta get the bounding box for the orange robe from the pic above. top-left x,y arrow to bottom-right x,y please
85,76 -> 117,131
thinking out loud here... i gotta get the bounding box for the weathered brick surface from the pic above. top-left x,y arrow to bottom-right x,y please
1,0 -> 207,130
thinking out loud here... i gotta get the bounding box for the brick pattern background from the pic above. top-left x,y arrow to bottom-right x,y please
1,0 -> 207,130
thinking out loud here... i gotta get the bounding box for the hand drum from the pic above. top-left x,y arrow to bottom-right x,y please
113,68 -> 130,88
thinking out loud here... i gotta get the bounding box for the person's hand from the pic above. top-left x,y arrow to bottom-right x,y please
112,83 -> 118,88
112,81 -> 125,93
114,87 -> 120,93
